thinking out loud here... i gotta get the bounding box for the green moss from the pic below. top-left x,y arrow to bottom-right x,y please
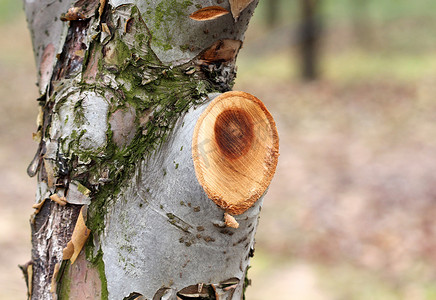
151,35 -> 173,52
56,261 -> 73,300
104,39 -> 131,69
153,0 -> 194,30
94,250 -> 109,300
84,244 -> 108,299
134,33 -> 150,51
150,0 -> 193,52
77,182 -> 91,196
73,98 -> 85,123
115,40 -> 132,67
242,266 -> 252,300
179,44 -> 190,52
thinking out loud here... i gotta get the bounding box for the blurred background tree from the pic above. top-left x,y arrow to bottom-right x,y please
298,0 -> 321,80
351,0 -> 373,48
3,0 -> 436,299
265,0 -> 279,29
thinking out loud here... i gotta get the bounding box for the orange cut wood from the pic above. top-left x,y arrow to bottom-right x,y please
189,6 -> 230,21
192,91 -> 279,215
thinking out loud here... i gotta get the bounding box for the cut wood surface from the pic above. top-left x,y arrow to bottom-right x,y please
193,91 -> 279,215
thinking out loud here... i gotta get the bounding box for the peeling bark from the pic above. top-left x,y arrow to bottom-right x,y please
23,0 -> 278,299
189,6 -> 230,21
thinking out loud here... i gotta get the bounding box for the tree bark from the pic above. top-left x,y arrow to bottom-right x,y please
22,0 -> 279,299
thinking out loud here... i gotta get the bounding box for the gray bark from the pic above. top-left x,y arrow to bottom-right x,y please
22,0 -> 278,299
102,97 -> 262,299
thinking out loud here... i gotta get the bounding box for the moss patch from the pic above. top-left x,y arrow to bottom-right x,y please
149,0 -> 193,52
57,262 -> 71,299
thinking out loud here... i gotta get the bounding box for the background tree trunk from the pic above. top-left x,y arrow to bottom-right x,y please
265,0 -> 279,29
298,0 -> 321,81
23,0 -> 279,299
352,0 -> 373,48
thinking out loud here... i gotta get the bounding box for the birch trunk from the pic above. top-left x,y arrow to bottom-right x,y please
22,0 -> 279,299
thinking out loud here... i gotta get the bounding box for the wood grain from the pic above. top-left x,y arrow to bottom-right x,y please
192,91 -> 279,215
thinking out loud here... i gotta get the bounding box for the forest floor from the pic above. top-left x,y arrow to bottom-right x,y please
3,9 -> 436,300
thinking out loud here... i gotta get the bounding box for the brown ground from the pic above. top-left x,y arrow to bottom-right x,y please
3,10 -> 436,300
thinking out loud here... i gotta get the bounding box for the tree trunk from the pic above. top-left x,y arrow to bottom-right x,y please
352,0 -> 372,48
22,0 -> 279,299
265,0 -> 279,29
298,0 -> 321,81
